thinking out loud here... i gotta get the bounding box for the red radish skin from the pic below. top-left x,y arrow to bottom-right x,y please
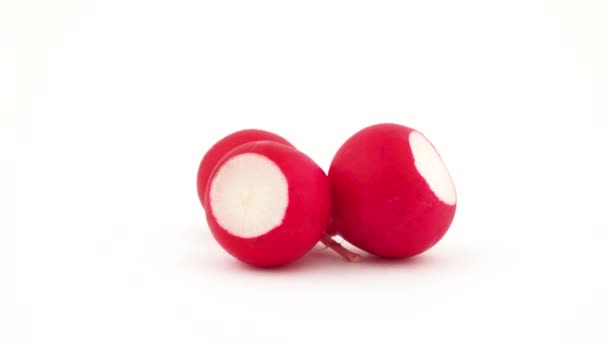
197,129 -> 293,211
205,141 -> 331,267
329,123 -> 457,259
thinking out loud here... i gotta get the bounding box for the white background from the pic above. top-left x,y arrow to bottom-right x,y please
1,1 -> 607,341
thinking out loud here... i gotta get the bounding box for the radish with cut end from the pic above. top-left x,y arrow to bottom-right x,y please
329,123 -> 457,259
205,141 -> 331,267
197,129 -> 293,211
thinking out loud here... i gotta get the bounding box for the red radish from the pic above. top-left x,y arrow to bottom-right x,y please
329,123 -> 457,259
197,129 -> 293,211
204,141 -> 332,267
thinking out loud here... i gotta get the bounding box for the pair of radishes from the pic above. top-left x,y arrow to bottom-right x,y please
197,123 -> 457,268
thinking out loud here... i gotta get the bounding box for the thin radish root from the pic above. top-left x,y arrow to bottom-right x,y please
320,233 -> 361,262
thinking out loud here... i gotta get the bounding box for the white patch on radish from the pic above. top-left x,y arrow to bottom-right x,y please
209,153 -> 289,238
409,131 -> 457,205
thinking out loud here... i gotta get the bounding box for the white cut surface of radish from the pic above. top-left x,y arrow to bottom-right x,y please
409,131 -> 457,205
209,153 -> 289,238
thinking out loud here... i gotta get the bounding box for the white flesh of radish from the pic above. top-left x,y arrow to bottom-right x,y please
409,131 -> 457,205
209,153 -> 289,238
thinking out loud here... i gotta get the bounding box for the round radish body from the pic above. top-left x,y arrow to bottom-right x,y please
329,123 -> 456,259
197,129 -> 293,211
205,141 -> 331,267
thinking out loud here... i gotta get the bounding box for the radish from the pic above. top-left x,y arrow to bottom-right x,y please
329,123 -> 457,259
204,141 -> 332,267
196,129 -> 293,211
